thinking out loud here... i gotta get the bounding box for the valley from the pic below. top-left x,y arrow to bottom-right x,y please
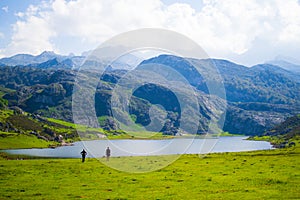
1,1 -> 300,199
0,51 -> 299,200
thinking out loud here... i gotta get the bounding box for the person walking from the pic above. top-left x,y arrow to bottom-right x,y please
106,147 -> 111,161
80,149 -> 87,163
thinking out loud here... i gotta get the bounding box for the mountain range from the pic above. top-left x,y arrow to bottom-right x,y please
0,51 -> 85,69
0,52 -> 299,136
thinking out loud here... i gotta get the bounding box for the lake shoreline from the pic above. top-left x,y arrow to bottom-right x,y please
1,146 -> 275,160
0,135 -> 246,150
1,136 -> 273,159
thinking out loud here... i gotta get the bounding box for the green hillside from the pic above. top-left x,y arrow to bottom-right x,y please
265,114 -> 300,139
249,114 -> 300,147
0,107 -> 77,149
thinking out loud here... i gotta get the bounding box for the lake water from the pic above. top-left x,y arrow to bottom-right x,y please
3,137 -> 272,158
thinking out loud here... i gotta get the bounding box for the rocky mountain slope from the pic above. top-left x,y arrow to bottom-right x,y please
0,53 -> 299,135
0,87 -> 78,144
264,114 -> 300,139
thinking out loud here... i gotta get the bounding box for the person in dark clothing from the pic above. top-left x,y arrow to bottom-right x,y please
106,147 -> 111,161
80,149 -> 87,163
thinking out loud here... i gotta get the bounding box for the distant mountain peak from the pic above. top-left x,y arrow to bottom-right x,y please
252,63 -> 285,71
273,55 -> 300,65
68,53 -> 75,57
40,50 -> 56,55
36,51 -> 60,59
266,59 -> 300,73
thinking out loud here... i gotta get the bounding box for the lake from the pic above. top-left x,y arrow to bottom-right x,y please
3,137 -> 272,158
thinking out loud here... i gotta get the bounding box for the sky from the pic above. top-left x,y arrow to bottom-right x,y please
0,0 -> 300,66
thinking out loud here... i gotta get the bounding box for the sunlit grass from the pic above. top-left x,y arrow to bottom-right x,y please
47,117 -> 174,140
0,142 -> 299,199
47,118 -> 105,133
0,131 -> 56,149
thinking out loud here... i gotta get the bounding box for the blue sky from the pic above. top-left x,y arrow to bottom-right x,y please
0,1 -> 40,45
1,0 -> 300,66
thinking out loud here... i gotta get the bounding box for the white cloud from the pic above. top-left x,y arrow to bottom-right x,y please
276,0 -> 300,43
4,14 -> 56,55
2,6 -> 8,13
1,0 -> 300,65
2,3 -> 57,56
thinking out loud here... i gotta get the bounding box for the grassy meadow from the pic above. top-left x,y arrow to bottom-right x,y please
0,131 -> 56,149
0,143 -> 299,199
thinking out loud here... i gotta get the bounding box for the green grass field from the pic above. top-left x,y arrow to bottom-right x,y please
0,131 -> 56,149
0,145 -> 299,199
